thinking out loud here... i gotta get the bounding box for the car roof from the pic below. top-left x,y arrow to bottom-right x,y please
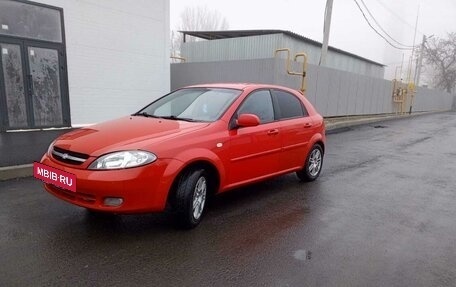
184,83 -> 300,92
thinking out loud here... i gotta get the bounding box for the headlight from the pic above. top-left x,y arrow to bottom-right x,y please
88,150 -> 157,170
47,140 -> 56,155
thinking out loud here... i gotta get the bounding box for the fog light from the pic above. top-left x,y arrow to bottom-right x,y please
103,197 -> 124,207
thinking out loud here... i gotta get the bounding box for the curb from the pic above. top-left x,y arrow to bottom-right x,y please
0,111 -> 449,181
0,164 -> 33,181
325,115 -> 401,134
325,111 -> 444,134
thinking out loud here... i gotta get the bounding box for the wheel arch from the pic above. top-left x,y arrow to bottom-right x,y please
167,159 -> 221,208
310,133 -> 326,155
315,140 -> 325,154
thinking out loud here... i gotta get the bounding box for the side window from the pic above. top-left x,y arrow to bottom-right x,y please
272,90 -> 307,119
237,90 -> 274,123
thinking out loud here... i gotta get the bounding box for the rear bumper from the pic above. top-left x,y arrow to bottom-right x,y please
41,155 -> 176,213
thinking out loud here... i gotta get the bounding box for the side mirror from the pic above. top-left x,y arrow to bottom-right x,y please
236,114 -> 260,127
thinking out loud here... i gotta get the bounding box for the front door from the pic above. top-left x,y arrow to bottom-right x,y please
0,39 -> 69,130
226,90 -> 282,187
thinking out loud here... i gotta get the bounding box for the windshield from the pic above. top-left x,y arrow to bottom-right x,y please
136,88 -> 241,122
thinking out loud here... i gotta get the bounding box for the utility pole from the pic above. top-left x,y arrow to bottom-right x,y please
407,5 -> 419,83
407,5 -> 420,114
319,0 -> 334,66
414,34 -> 431,86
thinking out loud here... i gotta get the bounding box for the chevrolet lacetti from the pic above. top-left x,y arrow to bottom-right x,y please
39,83 -> 326,228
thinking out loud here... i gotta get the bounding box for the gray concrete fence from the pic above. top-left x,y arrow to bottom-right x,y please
171,58 -> 455,117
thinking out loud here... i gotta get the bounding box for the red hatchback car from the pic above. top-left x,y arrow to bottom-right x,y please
39,83 -> 325,228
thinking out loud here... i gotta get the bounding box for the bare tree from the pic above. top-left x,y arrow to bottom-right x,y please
423,33 -> 456,93
171,6 -> 229,57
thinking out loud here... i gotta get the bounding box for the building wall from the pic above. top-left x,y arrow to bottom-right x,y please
279,35 -> 384,78
182,34 -> 282,63
40,0 -> 170,125
181,33 -> 384,78
171,58 -> 454,117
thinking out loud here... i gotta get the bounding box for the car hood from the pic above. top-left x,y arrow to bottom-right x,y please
54,116 -> 210,156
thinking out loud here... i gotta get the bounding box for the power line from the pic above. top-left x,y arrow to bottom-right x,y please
373,0 -> 425,35
353,0 -> 414,50
359,0 -> 414,48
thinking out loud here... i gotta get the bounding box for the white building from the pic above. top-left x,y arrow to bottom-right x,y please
0,0 -> 170,131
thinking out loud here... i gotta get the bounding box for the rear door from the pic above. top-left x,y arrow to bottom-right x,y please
271,89 -> 314,171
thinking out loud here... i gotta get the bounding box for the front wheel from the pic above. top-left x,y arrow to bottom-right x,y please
174,169 -> 208,229
297,144 -> 323,182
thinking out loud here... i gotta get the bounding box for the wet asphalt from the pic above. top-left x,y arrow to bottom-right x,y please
1,112 -> 456,287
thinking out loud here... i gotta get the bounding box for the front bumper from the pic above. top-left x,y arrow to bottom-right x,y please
40,154 -> 175,213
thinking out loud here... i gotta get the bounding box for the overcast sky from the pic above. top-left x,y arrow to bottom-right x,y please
170,0 -> 456,79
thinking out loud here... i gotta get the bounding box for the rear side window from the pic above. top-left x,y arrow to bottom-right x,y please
272,90 -> 307,120
237,90 -> 274,123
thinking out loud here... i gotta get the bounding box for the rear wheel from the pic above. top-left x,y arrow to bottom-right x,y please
174,169 -> 208,229
297,144 -> 323,182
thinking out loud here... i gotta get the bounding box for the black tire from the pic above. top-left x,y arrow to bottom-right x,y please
297,144 -> 323,182
174,169 -> 208,229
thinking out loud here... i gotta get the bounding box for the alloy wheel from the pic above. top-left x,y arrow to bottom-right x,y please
308,148 -> 322,177
192,176 -> 207,220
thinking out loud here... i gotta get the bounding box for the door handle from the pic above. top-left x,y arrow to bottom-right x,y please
267,129 -> 279,135
304,123 -> 313,128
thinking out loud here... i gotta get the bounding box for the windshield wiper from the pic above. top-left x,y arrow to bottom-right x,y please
132,112 -> 160,118
160,115 -> 198,122
133,113 -> 198,122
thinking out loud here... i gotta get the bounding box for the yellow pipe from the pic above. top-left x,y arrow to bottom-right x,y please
294,52 -> 308,92
274,48 -> 292,75
170,56 -> 186,63
274,48 -> 308,93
